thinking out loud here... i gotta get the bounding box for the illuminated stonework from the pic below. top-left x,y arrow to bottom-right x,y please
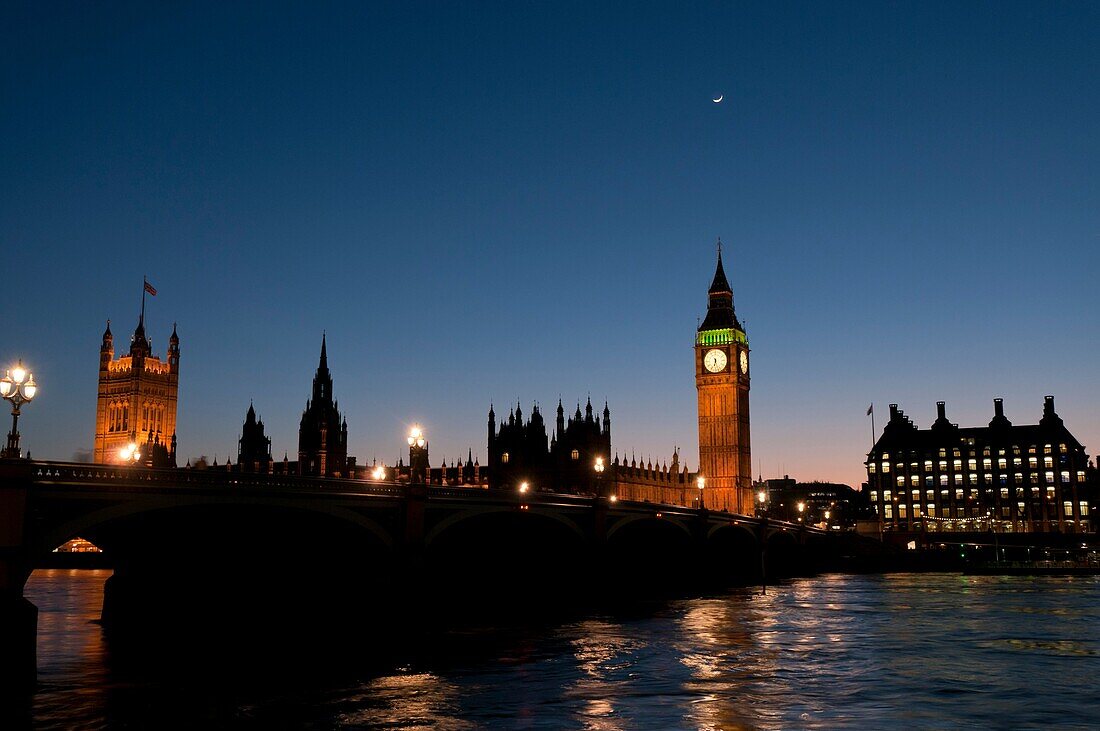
93,317 -> 179,465
695,247 -> 752,514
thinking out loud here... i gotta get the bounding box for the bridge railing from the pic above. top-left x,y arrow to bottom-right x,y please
4,459 -> 823,534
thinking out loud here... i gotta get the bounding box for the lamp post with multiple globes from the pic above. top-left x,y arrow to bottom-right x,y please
0,361 -> 38,459
696,476 -> 706,511
594,456 -> 605,498
408,426 -> 428,484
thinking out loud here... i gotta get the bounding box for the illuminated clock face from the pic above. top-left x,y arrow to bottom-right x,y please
704,349 -> 727,373
739,350 -> 748,374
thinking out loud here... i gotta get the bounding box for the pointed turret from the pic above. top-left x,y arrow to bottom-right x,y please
708,239 -> 732,296
698,241 -> 743,333
101,320 -> 113,352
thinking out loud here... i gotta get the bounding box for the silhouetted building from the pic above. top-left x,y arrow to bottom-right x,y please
756,476 -> 867,526
238,402 -> 273,473
94,314 -> 179,466
487,398 -> 611,493
298,334 -> 349,477
866,397 -> 1092,535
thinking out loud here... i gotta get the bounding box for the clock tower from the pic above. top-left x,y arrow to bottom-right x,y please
695,244 -> 751,514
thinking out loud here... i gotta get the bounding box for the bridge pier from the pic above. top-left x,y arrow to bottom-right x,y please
0,465 -> 36,690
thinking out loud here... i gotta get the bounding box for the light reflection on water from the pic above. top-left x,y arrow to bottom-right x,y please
23,570 -> 1100,729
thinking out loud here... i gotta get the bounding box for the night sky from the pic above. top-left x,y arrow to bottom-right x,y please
2,1 -> 1097,487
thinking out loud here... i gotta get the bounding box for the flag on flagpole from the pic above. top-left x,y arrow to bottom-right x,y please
866,403 -> 873,416
144,280 -> 157,296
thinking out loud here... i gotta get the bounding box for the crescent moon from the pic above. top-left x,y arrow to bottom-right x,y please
712,95 -> 723,103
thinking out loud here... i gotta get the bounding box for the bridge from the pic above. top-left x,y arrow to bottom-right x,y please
0,459 -> 830,688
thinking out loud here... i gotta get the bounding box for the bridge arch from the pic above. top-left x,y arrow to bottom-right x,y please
37,494 -> 395,557
424,505 -> 584,548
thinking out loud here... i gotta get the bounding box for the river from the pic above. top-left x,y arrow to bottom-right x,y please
20,569 -> 1099,729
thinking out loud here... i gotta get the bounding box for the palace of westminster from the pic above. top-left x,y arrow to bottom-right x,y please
91,250 -> 1095,534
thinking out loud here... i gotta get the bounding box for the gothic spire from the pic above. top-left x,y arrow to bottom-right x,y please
699,240 -> 743,333
708,238 -> 732,295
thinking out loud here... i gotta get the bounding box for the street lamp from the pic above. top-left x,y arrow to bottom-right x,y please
371,464 -> 386,481
519,481 -> 529,494
797,501 -> 805,523
697,475 -> 705,510
594,456 -> 605,498
407,425 -> 428,483
1,360 -> 38,459
757,489 -> 767,517
118,441 -> 142,465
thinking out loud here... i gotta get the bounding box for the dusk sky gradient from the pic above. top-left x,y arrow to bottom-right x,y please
2,1 -> 1097,487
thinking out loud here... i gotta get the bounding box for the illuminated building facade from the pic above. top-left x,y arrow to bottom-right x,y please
695,247 -> 752,513
93,316 -> 179,465
866,398 -> 1093,534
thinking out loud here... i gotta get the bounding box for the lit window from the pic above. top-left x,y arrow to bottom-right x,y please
869,463 -> 877,474
1013,457 -> 1022,467
912,490 -> 920,501
1078,471 -> 1087,482
952,449 -> 961,457
1058,443 -> 1067,452
925,489 -> 934,500
997,458 -> 1007,469
883,490 -> 892,501
955,489 -> 963,500
898,504 -> 907,518
1045,472 -> 1054,484
954,474 -> 963,485
882,462 -> 891,473
1044,456 -> 1053,468
571,449 -> 579,460
938,460 -> 947,471
925,476 -> 934,486
969,474 -> 978,485
924,460 -> 933,470
1044,444 -> 1052,454
912,505 -> 921,517
910,475 -> 919,486
1000,488 -> 1009,499
1063,502 -> 1073,517
896,476 -> 905,486
939,448 -> 947,458
1030,473 -> 1038,484
983,474 -> 992,485
1080,502 -> 1090,516
939,475 -> 948,486
1061,471 -> 1070,483
983,458 -> 992,469
870,491 -> 878,502
1014,473 -> 1023,484
927,504 -> 936,517
968,459 -> 977,470
884,504 -> 893,519
501,452 -> 510,464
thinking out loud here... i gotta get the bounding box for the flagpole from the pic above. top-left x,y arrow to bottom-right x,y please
870,403 -> 876,448
141,276 -> 147,324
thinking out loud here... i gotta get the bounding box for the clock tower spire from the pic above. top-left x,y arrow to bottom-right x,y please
695,241 -> 751,514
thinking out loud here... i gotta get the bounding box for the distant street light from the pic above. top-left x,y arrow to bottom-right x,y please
1,360 -> 38,459
797,501 -> 805,523
371,464 -> 386,481
519,481 -> 529,494
697,475 -> 705,510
